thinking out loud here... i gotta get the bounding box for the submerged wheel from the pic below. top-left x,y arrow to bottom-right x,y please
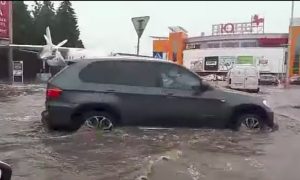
234,113 -> 266,131
83,111 -> 116,131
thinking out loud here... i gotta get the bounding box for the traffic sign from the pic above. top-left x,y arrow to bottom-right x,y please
132,16 -> 150,38
153,52 -> 163,59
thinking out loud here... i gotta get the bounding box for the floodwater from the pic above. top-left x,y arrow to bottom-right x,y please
1,84 -> 300,180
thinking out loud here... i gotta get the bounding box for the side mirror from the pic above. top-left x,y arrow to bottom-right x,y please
201,81 -> 212,91
192,85 -> 201,92
0,161 -> 12,180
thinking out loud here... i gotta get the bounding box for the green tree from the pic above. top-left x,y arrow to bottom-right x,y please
55,0 -> 84,48
12,1 -> 34,44
32,1 -> 56,45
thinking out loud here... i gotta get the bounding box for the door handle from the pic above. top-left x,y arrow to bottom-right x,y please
165,93 -> 176,98
105,89 -> 116,93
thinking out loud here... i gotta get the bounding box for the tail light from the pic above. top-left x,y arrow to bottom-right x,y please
46,88 -> 62,100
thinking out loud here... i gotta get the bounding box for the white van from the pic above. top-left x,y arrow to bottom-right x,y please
227,65 -> 260,93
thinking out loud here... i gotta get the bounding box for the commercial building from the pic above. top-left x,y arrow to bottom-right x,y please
152,15 -> 300,78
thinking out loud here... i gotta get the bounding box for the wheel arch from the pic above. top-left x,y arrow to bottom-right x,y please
228,104 -> 268,128
71,103 -> 122,124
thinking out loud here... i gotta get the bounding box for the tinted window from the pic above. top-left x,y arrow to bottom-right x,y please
159,64 -> 200,90
221,42 -> 239,48
241,41 -> 257,47
79,60 -> 159,87
207,43 -> 220,48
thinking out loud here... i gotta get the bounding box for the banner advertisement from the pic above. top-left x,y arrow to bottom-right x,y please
219,56 -> 236,71
236,56 -> 255,65
0,1 -> 10,39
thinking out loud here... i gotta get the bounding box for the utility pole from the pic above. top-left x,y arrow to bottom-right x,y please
137,35 -> 140,55
8,1 -> 13,84
285,0 -> 294,88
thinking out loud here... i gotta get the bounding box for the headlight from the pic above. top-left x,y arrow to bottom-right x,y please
263,100 -> 270,108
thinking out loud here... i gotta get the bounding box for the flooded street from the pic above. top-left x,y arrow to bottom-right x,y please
1,84 -> 300,180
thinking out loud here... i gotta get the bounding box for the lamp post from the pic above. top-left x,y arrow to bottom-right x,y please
285,0 -> 295,88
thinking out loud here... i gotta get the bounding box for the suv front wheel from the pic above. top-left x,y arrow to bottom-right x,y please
235,113 -> 266,131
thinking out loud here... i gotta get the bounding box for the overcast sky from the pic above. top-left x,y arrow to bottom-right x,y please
25,1 -> 299,56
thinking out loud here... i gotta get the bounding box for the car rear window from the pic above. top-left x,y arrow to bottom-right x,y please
49,63 -> 83,89
79,60 -> 160,87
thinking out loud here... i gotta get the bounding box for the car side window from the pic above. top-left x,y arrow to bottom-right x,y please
79,60 -> 160,87
159,64 -> 200,90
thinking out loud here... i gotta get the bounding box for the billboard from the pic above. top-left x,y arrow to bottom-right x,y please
219,56 -> 236,71
190,57 -> 204,72
0,1 -> 10,40
204,56 -> 218,71
237,56 -> 255,65
183,47 -> 285,74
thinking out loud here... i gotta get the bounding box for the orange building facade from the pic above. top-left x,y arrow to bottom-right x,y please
288,19 -> 300,77
152,28 -> 188,65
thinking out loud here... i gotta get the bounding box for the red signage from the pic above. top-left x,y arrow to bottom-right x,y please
252,14 -> 264,26
212,15 -> 264,35
0,1 -> 10,40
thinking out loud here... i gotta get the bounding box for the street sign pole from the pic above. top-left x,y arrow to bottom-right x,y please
137,36 -> 140,55
132,16 -> 150,56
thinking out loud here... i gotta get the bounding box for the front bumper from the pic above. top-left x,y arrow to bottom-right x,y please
265,110 -> 279,131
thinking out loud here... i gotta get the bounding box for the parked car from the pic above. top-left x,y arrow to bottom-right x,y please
226,65 -> 260,93
41,57 -> 278,132
259,74 -> 279,85
290,75 -> 300,85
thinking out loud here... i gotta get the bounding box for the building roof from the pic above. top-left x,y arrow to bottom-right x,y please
187,33 -> 288,43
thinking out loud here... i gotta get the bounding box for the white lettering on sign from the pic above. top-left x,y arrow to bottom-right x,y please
0,1 -> 6,5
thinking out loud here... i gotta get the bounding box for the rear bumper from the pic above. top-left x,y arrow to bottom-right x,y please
259,81 -> 278,85
41,102 -> 78,128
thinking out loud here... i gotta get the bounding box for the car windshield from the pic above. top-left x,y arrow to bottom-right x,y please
1,1 -> 299,180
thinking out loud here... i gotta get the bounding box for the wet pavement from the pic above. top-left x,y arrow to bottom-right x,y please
1,84 -> 300,180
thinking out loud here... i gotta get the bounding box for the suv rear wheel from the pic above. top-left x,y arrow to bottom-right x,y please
234,113 -> 266,131
83,111 -> 116,131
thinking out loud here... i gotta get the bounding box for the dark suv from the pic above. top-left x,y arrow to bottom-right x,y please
41,57 -> 278,131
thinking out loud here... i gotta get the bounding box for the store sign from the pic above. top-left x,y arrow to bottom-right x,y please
0,1 -> 10,39
204,56 -> 218,71
212,14 -> 264,35
219,56 -> 236,71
